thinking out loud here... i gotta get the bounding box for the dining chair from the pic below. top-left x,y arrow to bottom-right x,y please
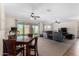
3,39 -> 24,56
3,39 -> 9,56
27,34 -> 33,38
8,35 -> 16,39
28,37 -> 39,56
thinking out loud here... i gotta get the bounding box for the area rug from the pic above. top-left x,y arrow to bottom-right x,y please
38,37 -> 76,56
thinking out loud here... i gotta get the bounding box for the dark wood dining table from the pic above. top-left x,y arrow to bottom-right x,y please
16,39 -> 32,56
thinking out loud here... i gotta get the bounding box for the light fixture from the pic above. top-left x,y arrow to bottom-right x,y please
30,12 -> 40,20
30,7 -> 40,20
55,20 -> 60,24
47,9 -> 51,12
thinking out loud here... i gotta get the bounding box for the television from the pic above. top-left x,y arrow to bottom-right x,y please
60,27 -> 67,33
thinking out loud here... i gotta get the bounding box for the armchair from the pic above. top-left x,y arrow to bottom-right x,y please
53,32 -> 64,42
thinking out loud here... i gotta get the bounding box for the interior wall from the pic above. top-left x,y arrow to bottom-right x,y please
0,4 -> 6,55
77,21 -> 79,38
5,17 -> 16,39
53,21 -> 78,39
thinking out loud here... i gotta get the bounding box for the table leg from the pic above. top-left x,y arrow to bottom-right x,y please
26,44 -> 30,56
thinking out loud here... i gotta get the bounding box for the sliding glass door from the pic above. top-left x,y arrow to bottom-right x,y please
32,25 -> 39,36
17,23 -> 31,40
24,25 -> 31,39
17,23 -> 39,40
17,24 -> 24,40
24,25 -> 30,35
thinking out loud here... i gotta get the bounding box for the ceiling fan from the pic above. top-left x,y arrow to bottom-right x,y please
30,12 -> 40,20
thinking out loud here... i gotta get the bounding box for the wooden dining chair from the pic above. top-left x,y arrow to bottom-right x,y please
27,34 -> 33,38
3,39 -> 9,56
28,37 -> 39,56
3,39 -> 24,56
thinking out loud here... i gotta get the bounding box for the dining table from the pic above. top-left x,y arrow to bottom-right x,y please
16,38 -> 33,56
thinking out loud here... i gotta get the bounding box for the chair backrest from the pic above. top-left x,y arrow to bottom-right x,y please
3,39 -> 8,54
34,37 -> 38,47
29,37 -> 38,47
3,39 -> 16,55
27,34 -> 33,38
8,35 -> 16,39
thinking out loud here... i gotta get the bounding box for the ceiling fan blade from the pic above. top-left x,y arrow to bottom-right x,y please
30,13 -> 40,19
36,16 -> 40,18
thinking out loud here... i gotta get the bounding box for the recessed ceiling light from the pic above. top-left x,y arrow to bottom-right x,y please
47,9 -> 51,12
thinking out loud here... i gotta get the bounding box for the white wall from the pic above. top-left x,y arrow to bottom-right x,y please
39,22 -> 53,34
5,17 -> 16,39
53,21 -> 78,39
0,4 -> 6,55
76,21 -> 79,38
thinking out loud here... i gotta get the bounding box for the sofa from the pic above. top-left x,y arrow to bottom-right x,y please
58,27 -> 74,39
53,32 -> 64,42
42,31 -> 64,42
43,31 -> 53,39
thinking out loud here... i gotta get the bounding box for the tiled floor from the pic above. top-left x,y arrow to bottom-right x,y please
64,39 -> 79,56
38,37 -> 75,56
19,38 -> 78,56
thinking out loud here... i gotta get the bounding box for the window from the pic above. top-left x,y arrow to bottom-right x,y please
17,24 -> 24,35
32,25 -> 39,36
24,25 -> 30,35
44,25 -> 52,31
17,24 -> 24,40
16,23 -> 39,40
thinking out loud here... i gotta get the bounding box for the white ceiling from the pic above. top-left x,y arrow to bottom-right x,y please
4,3 -> 79,23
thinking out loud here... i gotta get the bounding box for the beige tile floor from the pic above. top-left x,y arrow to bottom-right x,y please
64,39 -> 79,56
38,37 -> 75,56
